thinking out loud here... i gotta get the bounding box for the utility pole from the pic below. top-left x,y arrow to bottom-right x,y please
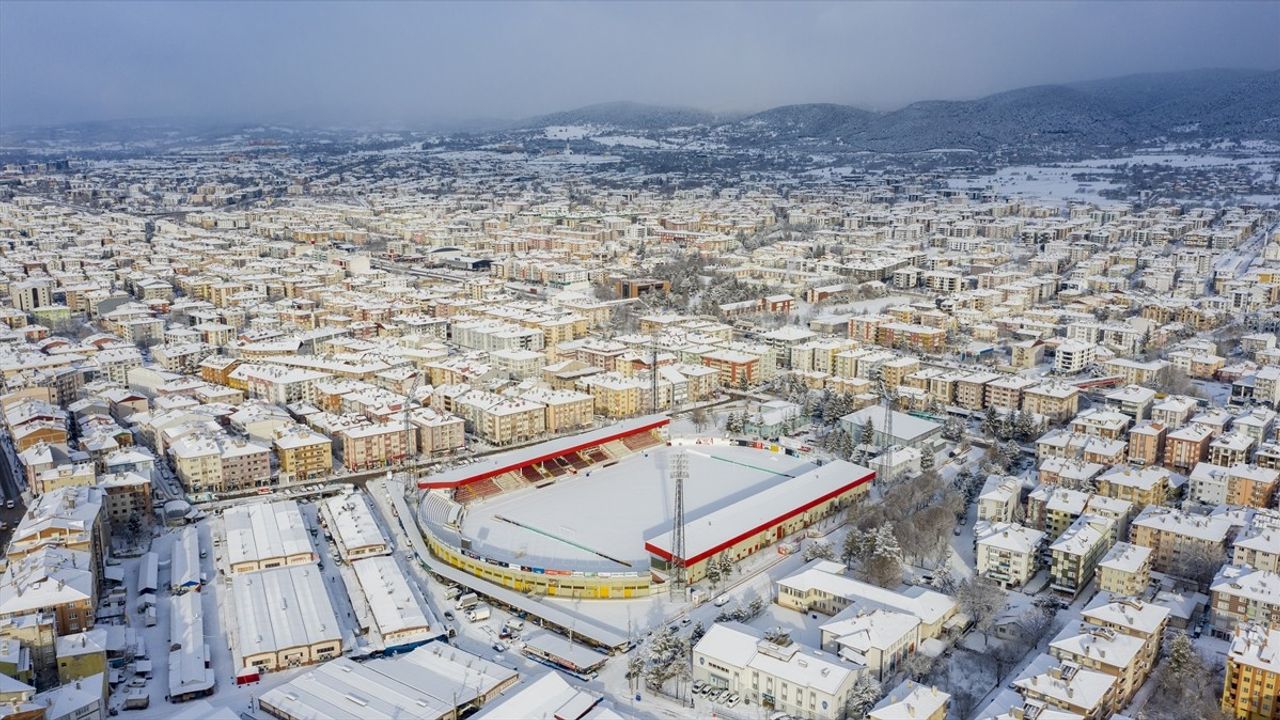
669,450 -> 688,597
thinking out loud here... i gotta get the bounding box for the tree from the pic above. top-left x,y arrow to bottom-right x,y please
716,554 -> 735,583
626,654 -> 646,693
705,558 -> 722,588
1140,632 -> 1230,720
845,675 -> 882,720
690,621 -> 706,645
803,540 -> 834,562
981,406 -> 1000,439
126,513 -> 143,545
955,576 -> 1006,646
1176,543 -> 1223,590
858,420 -> 875,450
941,416 -> 965,442
863,523 -> 903,588
691,406 -> 710,433
919,447 -> 935,473
901,650 -> 937,682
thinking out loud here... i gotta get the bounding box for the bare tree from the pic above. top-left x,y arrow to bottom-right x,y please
956,576 -> 1007,647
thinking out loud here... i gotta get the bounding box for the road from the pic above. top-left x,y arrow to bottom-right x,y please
0,431 -> 25,546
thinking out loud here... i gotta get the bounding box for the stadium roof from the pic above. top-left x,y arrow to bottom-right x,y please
645,459 -> 874,566
419,414 -> 669,489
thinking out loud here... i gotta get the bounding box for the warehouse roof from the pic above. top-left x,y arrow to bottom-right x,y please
230,565 -> 340,663
258,643 -> 516,720
224,500 -> 315,571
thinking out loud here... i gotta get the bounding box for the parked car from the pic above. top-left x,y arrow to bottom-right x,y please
713,594 -> 730,607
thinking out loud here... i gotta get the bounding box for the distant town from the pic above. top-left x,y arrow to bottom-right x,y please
0,111 -> 1278,720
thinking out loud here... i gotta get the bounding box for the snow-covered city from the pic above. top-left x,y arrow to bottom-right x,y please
1,3 -> 1279,720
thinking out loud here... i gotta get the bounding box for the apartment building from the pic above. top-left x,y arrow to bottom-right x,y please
1227,465 -> 1280,508
976,522 -> 1045,589
337,420 -> 416,471
1164,423 -> 1215,473
1127,421 -> 1166,466
407,407 -> 466,455
1049,621 -> 1153,709
169,433 -> 272,493
1222,623 -> 1280,720
977,475 -> 1021,524
230,364 -> 330,406
273,425 -> 334,483
519,387 -> 594,433
1130,506 -> 1234,581
986,375 -> 1040,412
1011,654 -> 1118,720
1233,516 -> 1280,574
1211,565 -> 1280,636
454,392 -> 546,445
1094,465 -> 1175,507
1022,383 -> 1080,423
1096,542 -> 1153,597
1054,340 -> 1096,375
1050,514 -> 1116,598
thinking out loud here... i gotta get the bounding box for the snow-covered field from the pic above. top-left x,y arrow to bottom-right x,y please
450,444 -> 814,571
953,150 -> 1280,206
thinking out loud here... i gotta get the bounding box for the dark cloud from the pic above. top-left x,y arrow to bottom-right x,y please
2,0 -> 1277,128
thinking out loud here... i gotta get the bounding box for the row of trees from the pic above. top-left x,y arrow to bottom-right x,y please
628,626 -> 693,698
980,406 -> 1044,443
841,469 -> 967,586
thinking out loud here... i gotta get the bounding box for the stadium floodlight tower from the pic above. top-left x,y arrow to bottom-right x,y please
875,367 -> 898,484
668,450 -> 689,597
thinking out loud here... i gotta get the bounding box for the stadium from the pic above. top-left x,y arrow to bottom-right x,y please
415,416 -> 874,599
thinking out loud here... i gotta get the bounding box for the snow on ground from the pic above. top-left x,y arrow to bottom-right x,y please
954,165 -> 1118,205
953,151 -> 1280,206
591,135 -> 664,149
449,444 -> 813,571
544,125 -> 595,140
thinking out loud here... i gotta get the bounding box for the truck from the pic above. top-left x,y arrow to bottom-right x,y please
465,606 -> 491,622
443,585 -> 463,601
502,618 -> 525,634
454,592 -> 479,610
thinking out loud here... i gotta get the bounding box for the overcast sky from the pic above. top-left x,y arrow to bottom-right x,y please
2,0 -> 1278,129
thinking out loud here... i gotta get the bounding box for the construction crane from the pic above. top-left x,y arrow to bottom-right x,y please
624,294 -> 662,414
398,371 -> 427,491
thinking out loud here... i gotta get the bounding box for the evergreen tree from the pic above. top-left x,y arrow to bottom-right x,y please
919,447 -> 935,472
845,675 -> 882,720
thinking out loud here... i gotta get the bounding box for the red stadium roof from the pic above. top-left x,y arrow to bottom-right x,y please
418,415 -> 670,489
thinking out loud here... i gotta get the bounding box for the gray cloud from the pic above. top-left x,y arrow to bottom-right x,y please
2,0 -> 1277,128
